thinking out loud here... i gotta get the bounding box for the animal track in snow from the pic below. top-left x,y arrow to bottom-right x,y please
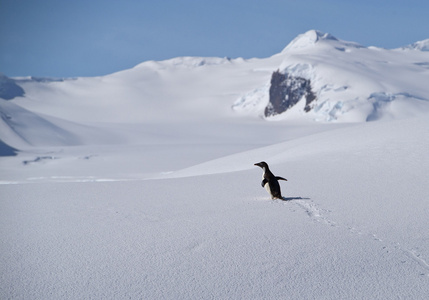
403,248 -> 429,277
290,198 -> 429,278
293,199 -> 337,227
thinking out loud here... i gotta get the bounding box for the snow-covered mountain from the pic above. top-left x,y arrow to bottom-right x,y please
233,30 -> 429,122
1,30 -> 428,154
402,38 -> 429,51
1,29 -> 429,153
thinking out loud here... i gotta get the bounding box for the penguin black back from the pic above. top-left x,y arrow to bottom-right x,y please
254,161 -> 287,199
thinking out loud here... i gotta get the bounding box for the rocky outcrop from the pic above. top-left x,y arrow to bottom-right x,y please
264,70 -> 316,117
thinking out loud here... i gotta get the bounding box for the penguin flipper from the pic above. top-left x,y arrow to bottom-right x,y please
261,179 -> 268,188
276,176 -> 287,181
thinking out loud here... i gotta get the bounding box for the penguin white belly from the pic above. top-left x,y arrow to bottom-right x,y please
262,172 -> 274,198
264,182 -> 270,192
263,181 -> 274,198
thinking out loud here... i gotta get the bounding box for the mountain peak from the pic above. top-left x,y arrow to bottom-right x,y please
304,30 -> 338,41
402,39 -> 429,51
282,30 -> 338,52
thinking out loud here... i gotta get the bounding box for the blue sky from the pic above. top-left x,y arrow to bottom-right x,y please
1,0 -> 428,77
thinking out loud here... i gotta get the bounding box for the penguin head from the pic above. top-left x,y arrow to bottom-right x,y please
254,161 -> 269,170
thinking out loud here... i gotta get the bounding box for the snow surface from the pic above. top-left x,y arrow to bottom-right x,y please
1,30 -> 429,299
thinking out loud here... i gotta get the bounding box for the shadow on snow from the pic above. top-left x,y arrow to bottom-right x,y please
281,196 -> 311,201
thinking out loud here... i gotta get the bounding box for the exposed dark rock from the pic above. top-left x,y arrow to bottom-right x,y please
0,74 -> 25,100
265,70 -> 316,117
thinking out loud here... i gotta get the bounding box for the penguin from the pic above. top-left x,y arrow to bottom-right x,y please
254,161 -> 287,199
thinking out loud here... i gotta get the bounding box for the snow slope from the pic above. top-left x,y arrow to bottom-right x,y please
1,30 -> 429,299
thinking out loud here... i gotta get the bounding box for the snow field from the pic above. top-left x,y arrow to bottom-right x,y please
2,116 -> 429,299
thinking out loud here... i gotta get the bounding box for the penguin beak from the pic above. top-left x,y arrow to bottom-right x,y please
254,162 -> 262,168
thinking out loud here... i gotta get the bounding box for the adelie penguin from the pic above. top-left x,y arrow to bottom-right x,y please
254,161 -> 287,200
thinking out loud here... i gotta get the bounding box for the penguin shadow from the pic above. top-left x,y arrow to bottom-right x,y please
281,196 -> 311,201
